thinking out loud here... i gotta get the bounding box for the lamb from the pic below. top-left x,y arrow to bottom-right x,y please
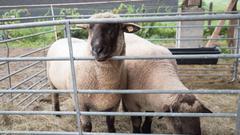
47,13 -> 140,132
123,33 -> 212,135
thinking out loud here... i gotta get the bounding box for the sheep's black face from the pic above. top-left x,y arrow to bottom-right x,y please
168,117 -> 201,135
89,23 -> 121,61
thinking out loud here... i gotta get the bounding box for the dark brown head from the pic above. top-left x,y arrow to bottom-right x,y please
163,94 -> 212,135
76,13 -> 140,61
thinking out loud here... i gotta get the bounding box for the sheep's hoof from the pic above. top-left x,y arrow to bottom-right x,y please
132,129 -> 141,133
83,122 -> 92,132
141,126 -> 151,133
56,115 -> 61,118
108,128 -> 116,133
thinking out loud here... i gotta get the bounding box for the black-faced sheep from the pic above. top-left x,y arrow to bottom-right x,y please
123,33 -> 212,135
47,13 -> 140,132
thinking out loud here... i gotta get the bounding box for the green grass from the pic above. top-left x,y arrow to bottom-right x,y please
203,0 -> 240,11
0,27 -> 56,48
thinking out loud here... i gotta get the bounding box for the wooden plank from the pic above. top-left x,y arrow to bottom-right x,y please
206,0 -> 238,47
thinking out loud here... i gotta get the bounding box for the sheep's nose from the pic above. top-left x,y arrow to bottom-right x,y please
92,47 -> 103,56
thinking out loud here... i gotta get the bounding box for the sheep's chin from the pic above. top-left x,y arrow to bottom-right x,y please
95,56 -> 112,62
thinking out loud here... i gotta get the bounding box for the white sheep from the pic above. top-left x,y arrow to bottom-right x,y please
47,13 -> 140,132
123,33 -> 212,135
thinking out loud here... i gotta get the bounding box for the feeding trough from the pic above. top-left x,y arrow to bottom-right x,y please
169,47 -> 221,65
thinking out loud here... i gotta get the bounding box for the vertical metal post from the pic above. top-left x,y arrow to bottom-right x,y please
176,7 -> 181,48
50,4 -> 58,40
208,2 -> 213,28
231,19 -> 240,82
2,30 -> 12,92
65,21 -> 82,135
235,96 -> 240,135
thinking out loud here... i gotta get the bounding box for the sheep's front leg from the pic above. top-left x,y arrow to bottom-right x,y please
49,82 -> 60,117
106,116 -> 116,132
52,93 -> 60,112
131,116 -> 142,133
106,106 -> 119,132
80,106 -> 92,132
142,116 -> 153,133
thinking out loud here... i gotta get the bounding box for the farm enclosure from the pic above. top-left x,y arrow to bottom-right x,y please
1,0 -> 240,135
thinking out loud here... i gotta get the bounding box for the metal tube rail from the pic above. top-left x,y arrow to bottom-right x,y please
0,0 -> 145,9
0,15 -> 65,22
178,68 -> 232,71
9,69 -> 46,90
15,77 -> 48,105
66,11 -> 240,18
1,14 -> 240,30
7,76 -> 48,103
1,54 -> 240,62
0,111 -> 235,117
0,30 -> 57,44
65,21 -> 82,135
0,46 -> 49,66
0,61 -> 41,81
0,131 -> 182,135
1,89 -> 240,94
141,25 -> 239,29
0,69 -> 46,97
2,11 -> 237,23
21,82 -> 48,110
179,74 -> 231,77
148,37 -> 237,41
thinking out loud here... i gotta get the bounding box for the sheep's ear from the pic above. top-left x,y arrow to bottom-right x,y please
122,23 -> 141,33
75,24 -> 89,29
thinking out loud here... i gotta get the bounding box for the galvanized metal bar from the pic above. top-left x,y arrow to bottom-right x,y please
0,46 -> 49,66
10,69 -> 45,89
16,77 -> 47,105
68,37 -> 238,41
0,131 -> 182,135
148,37 -> 238,41
235,96 -> 240,135
179,74 -> 230,77
70,25 -> 238,30
1,89 -> 240,94
50,4 -> 58,40
21,82 -> 48,111
178,68 -> 232,71
0,15 -> 65,22
65,21 -> 83,135
67,11 -> 240,18
1,54 -> 240,62
0,111 -> 235,117
0,56 -> 223,62
232,19 -> 240,82
0,69 -> 46,97
142,25 -> 239,29
0,61 -> 41,81
0,30 -> 56,44
21,82 -> 48,110
1,14 -> 240,30
7,76 -> 47,103
3,31 -> 12,91
0,0 -> 145,9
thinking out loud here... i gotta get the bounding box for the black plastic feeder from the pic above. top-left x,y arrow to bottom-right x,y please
168,47 -> 221,65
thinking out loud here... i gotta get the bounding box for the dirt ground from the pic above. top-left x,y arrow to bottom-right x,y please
0,47 -> 240,134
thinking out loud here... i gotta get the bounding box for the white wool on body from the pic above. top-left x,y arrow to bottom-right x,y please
124,33 -> 189,112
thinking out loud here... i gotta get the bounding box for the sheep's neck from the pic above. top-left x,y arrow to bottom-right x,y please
94,59 -> 123,89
